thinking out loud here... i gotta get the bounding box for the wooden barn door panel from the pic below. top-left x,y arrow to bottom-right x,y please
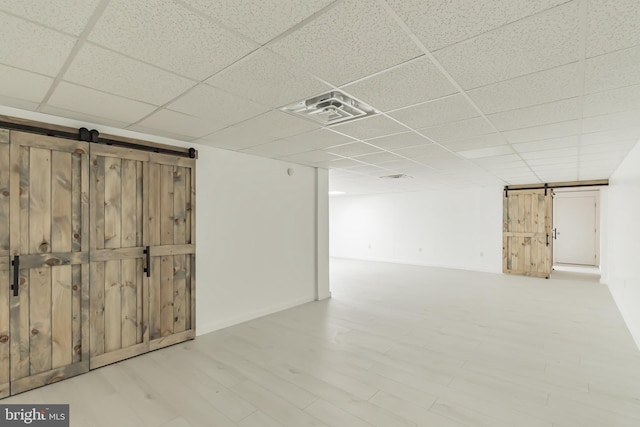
0,129 -> 10,398
503,189 -> 553,278
8,131 -> 89,395
89,146 -> 148,369
146,154 -> 195,350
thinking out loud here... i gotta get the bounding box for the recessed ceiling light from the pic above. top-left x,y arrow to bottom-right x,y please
281,91 -> 377,126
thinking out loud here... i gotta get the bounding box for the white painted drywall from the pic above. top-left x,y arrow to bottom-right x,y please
601,140 -> 640,349
0,106 -> 328,336
330,187 -> 503,273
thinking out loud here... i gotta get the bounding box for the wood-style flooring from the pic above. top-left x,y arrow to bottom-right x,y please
5,259 -> 640,427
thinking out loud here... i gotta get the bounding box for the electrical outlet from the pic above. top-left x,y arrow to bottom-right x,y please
480,251 -> 484,257
419,247 -> 422,252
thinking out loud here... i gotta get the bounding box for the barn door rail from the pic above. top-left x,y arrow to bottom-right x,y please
0,115 -> 197,159
504,179 -> 608,197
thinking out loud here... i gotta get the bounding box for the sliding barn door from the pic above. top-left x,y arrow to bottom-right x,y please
89,146 -> 148,369
8,131 -> 90,395
0,129 -> 10,398
503,189 -> 553,278
146,153 -> 195,350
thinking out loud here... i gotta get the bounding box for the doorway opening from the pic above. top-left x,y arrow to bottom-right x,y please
551,188 -> 601,281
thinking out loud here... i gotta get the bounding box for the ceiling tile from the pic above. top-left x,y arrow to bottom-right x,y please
325,142 -> 382,158
47,82 -> 157,124
181,0 -> 334,44
458,145 -> 514,159
393,144 -> 452,159
284,129 -> 356,150
365,132 -> 429,151
352,151 -> 407,165
580,152 -> 629,162
442,133 -> 506,151
88,0 -> 258,80
486,97 -> 580,131
376,159 -> 425,172
580,140 -> 637,154
0,63 -> 52,104
0,12 -> 76,76
269,0 -> 422,86
0,0 -> 100,35
418,117 -> 495,143
467,63 -> 580,114
284,150 -> 341,164
0,96 -> 40,111
331,115 -> 407,140
512,136 -> 579,153
134,109 -> 226,139
386,0 -> 567,51
64,43 -> 195,106
206,49 -> 331,109
582,110 -> 640,134
194,121 -> 277,149
473,154 -> 523,165
389,94 -> 479,129
537,171 -> 578,181
328,158 -> 370,169
581,127 -> 640,145
502,120 -> 580,143
531,163 -> 578,173
520,147 -> 578,160
249,138 -> 316,157
167,84 -> 269,125
584,45 -> 640,94
342,57 -> 457,112
236,110 -> 321,139
525,155 -> 578,166
583,84 -> 640,117
586,0 -> 640,57
433,2 -> 580,89
39,105 -> 130,128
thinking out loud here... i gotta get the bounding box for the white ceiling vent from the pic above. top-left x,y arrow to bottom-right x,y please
281,91 -> 377,126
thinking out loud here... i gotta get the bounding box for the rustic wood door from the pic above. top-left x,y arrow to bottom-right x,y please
0,129 -> 10,398
89,145 -> 148,369
7,131 -> 90,395
146,153 -> 195,350
503,189 -> 553,278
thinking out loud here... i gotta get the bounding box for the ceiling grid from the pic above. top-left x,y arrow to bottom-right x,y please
0,0 -> 638,194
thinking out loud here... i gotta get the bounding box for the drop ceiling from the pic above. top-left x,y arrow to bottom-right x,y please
0,0 -> 639,195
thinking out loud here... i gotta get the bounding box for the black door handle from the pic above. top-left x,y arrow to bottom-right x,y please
143,247 -> 150,277
552,228 -> 557,240
11,256 -> 19,297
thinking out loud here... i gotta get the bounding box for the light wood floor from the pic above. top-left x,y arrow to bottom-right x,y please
6,259 -> 640,427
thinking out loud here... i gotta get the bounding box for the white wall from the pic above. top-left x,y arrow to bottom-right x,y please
330,187 -> 503,273
0,106 -> 329,336
601,140 -> 640,349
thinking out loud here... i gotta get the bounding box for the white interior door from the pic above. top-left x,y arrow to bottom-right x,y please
553,193 -> 598,265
